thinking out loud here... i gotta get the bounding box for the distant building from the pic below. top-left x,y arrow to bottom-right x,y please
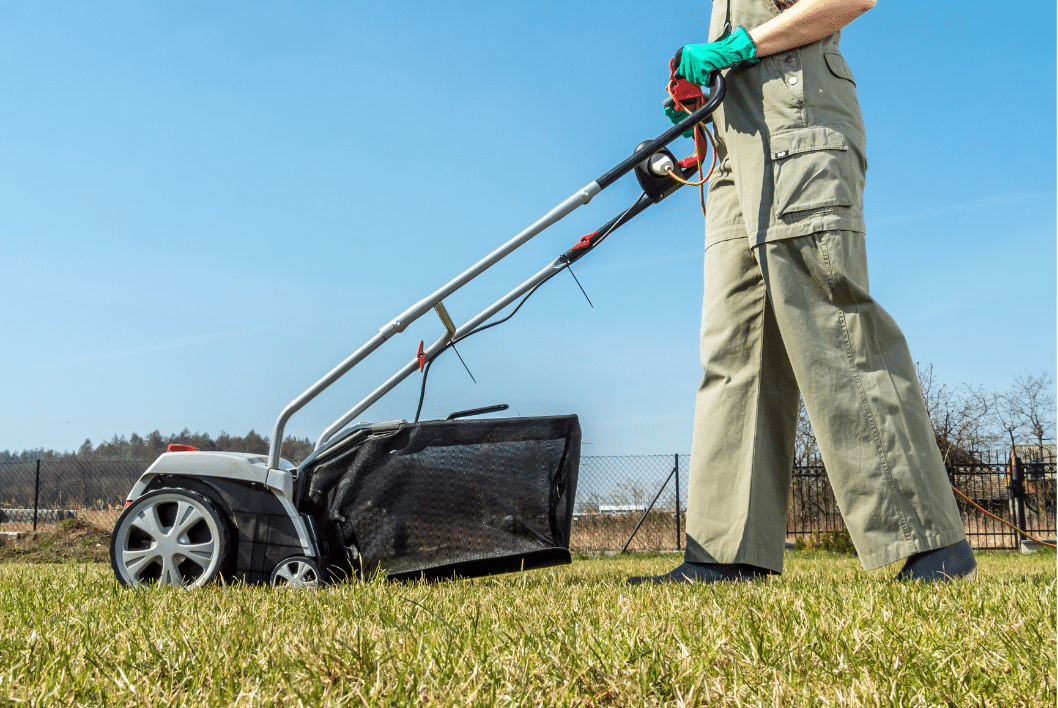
598,504 -> 646,514
1013,444 -> 1056,463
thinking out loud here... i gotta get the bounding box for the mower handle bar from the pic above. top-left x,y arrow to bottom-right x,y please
266,72 -> 726,470
313,192 -> 656,452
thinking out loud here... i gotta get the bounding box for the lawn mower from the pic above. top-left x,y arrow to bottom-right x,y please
108,71 -> 726,588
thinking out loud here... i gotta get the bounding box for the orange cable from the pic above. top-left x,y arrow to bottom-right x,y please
949,484 -> 1056,548
663,82 -> 717,218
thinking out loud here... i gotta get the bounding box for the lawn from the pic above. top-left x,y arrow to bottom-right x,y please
0,552 -> 1053,706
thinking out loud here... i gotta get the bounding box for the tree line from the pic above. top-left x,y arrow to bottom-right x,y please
0,430 -> 316,466
3,367 -> 1055,469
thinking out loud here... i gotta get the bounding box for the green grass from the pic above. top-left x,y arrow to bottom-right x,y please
0,552 -> 1053,706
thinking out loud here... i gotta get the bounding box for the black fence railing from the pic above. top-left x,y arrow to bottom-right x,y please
787,463 -> 844,541
946,452 -> 1057,550
2,452 -> 1054,554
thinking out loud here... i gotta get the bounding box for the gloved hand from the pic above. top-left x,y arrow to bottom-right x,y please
664,105 -> 696,138
665,61 -> 706,137
676,25 -> 757,86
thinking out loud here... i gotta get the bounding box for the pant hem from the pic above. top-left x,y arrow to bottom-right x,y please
858,529 -> 968,572
684,530 -> 785,574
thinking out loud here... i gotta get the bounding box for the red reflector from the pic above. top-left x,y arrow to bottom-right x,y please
122,500 -> 132,511
167,444 -> 199,453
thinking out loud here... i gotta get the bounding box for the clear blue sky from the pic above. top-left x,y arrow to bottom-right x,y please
2,1 -> 1054,457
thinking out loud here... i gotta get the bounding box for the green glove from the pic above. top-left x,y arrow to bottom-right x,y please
677,26 -> 757,86
664,105 -> 695,138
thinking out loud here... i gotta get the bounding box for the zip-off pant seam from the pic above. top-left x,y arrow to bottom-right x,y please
817,232 -> 914,545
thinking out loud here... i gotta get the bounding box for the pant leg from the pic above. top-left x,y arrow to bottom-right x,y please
758,231 -> 966,571
685,235 -> 801,574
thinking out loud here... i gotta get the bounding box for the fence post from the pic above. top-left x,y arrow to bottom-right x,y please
620,460 -> 678,554
1011,453 -> 1028,544
33,459 -> 40,532
675,453 -> 681,552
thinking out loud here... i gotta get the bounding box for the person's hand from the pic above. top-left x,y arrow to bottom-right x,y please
676,26 -> 757,86
664,104 -> 696,138
665,63 -> 705,138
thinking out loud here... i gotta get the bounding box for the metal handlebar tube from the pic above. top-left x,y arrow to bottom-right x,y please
317,253 -> 578,448
595,71 -> 725,190
269,183 -> 598,469
563,192 -> 656,266
316,193 -> 657,449
378,184 -> 602,340
316,329 -> 454,449
268,73 -> 726,470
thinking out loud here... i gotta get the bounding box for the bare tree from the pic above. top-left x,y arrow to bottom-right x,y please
613,480 -> 648,509
944,385 -> 999,462
915,362 -> 999,463
917,362 -> 948,424
997,373 -> 1056,458
793,396 -> 820,467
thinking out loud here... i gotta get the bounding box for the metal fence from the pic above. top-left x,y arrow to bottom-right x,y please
0,459 -> 146,530
947,452 -> 1057,550
2,453 -> 1054,554
573,451 -> 1056,553
572,455 -> 689,553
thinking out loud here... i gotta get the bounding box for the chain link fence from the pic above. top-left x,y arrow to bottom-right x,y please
0,459 -> 145,531
573,455 -> 689,553
2,452 -> 1054,553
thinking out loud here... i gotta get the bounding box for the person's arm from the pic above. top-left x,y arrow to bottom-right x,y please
749,0 -> 876,58
671,0 -> 876,92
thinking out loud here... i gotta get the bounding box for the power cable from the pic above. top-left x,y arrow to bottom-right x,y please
412,194 -> 650,422
949,484 -> 1056,548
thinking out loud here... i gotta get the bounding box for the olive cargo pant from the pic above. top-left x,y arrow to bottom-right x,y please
685,230 -> 967,573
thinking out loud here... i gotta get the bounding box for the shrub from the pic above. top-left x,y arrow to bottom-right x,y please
793,529 -> 857,556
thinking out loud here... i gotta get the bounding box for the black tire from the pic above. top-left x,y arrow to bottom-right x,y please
110,488 -> 230,588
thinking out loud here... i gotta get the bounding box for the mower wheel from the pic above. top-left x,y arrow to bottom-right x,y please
110,488 -> 229,588
270,556 -> 324,589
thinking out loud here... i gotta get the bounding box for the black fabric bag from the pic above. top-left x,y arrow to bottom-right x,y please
305,415 -> 580,581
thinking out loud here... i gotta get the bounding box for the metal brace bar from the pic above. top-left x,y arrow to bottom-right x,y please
621,461 -> 678,554
434,302 -> 456,340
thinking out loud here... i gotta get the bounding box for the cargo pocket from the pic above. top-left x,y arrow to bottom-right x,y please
770,126 -> 855,218
824,51 -> 856,86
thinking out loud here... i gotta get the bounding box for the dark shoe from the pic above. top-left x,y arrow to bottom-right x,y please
627,562 -> 768,585
896,540 -> 977,582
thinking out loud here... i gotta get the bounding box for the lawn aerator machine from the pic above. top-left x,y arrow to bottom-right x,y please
108,72 -> 726,589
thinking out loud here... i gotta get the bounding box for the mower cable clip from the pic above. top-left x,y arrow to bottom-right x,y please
571,231 -> 597,252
